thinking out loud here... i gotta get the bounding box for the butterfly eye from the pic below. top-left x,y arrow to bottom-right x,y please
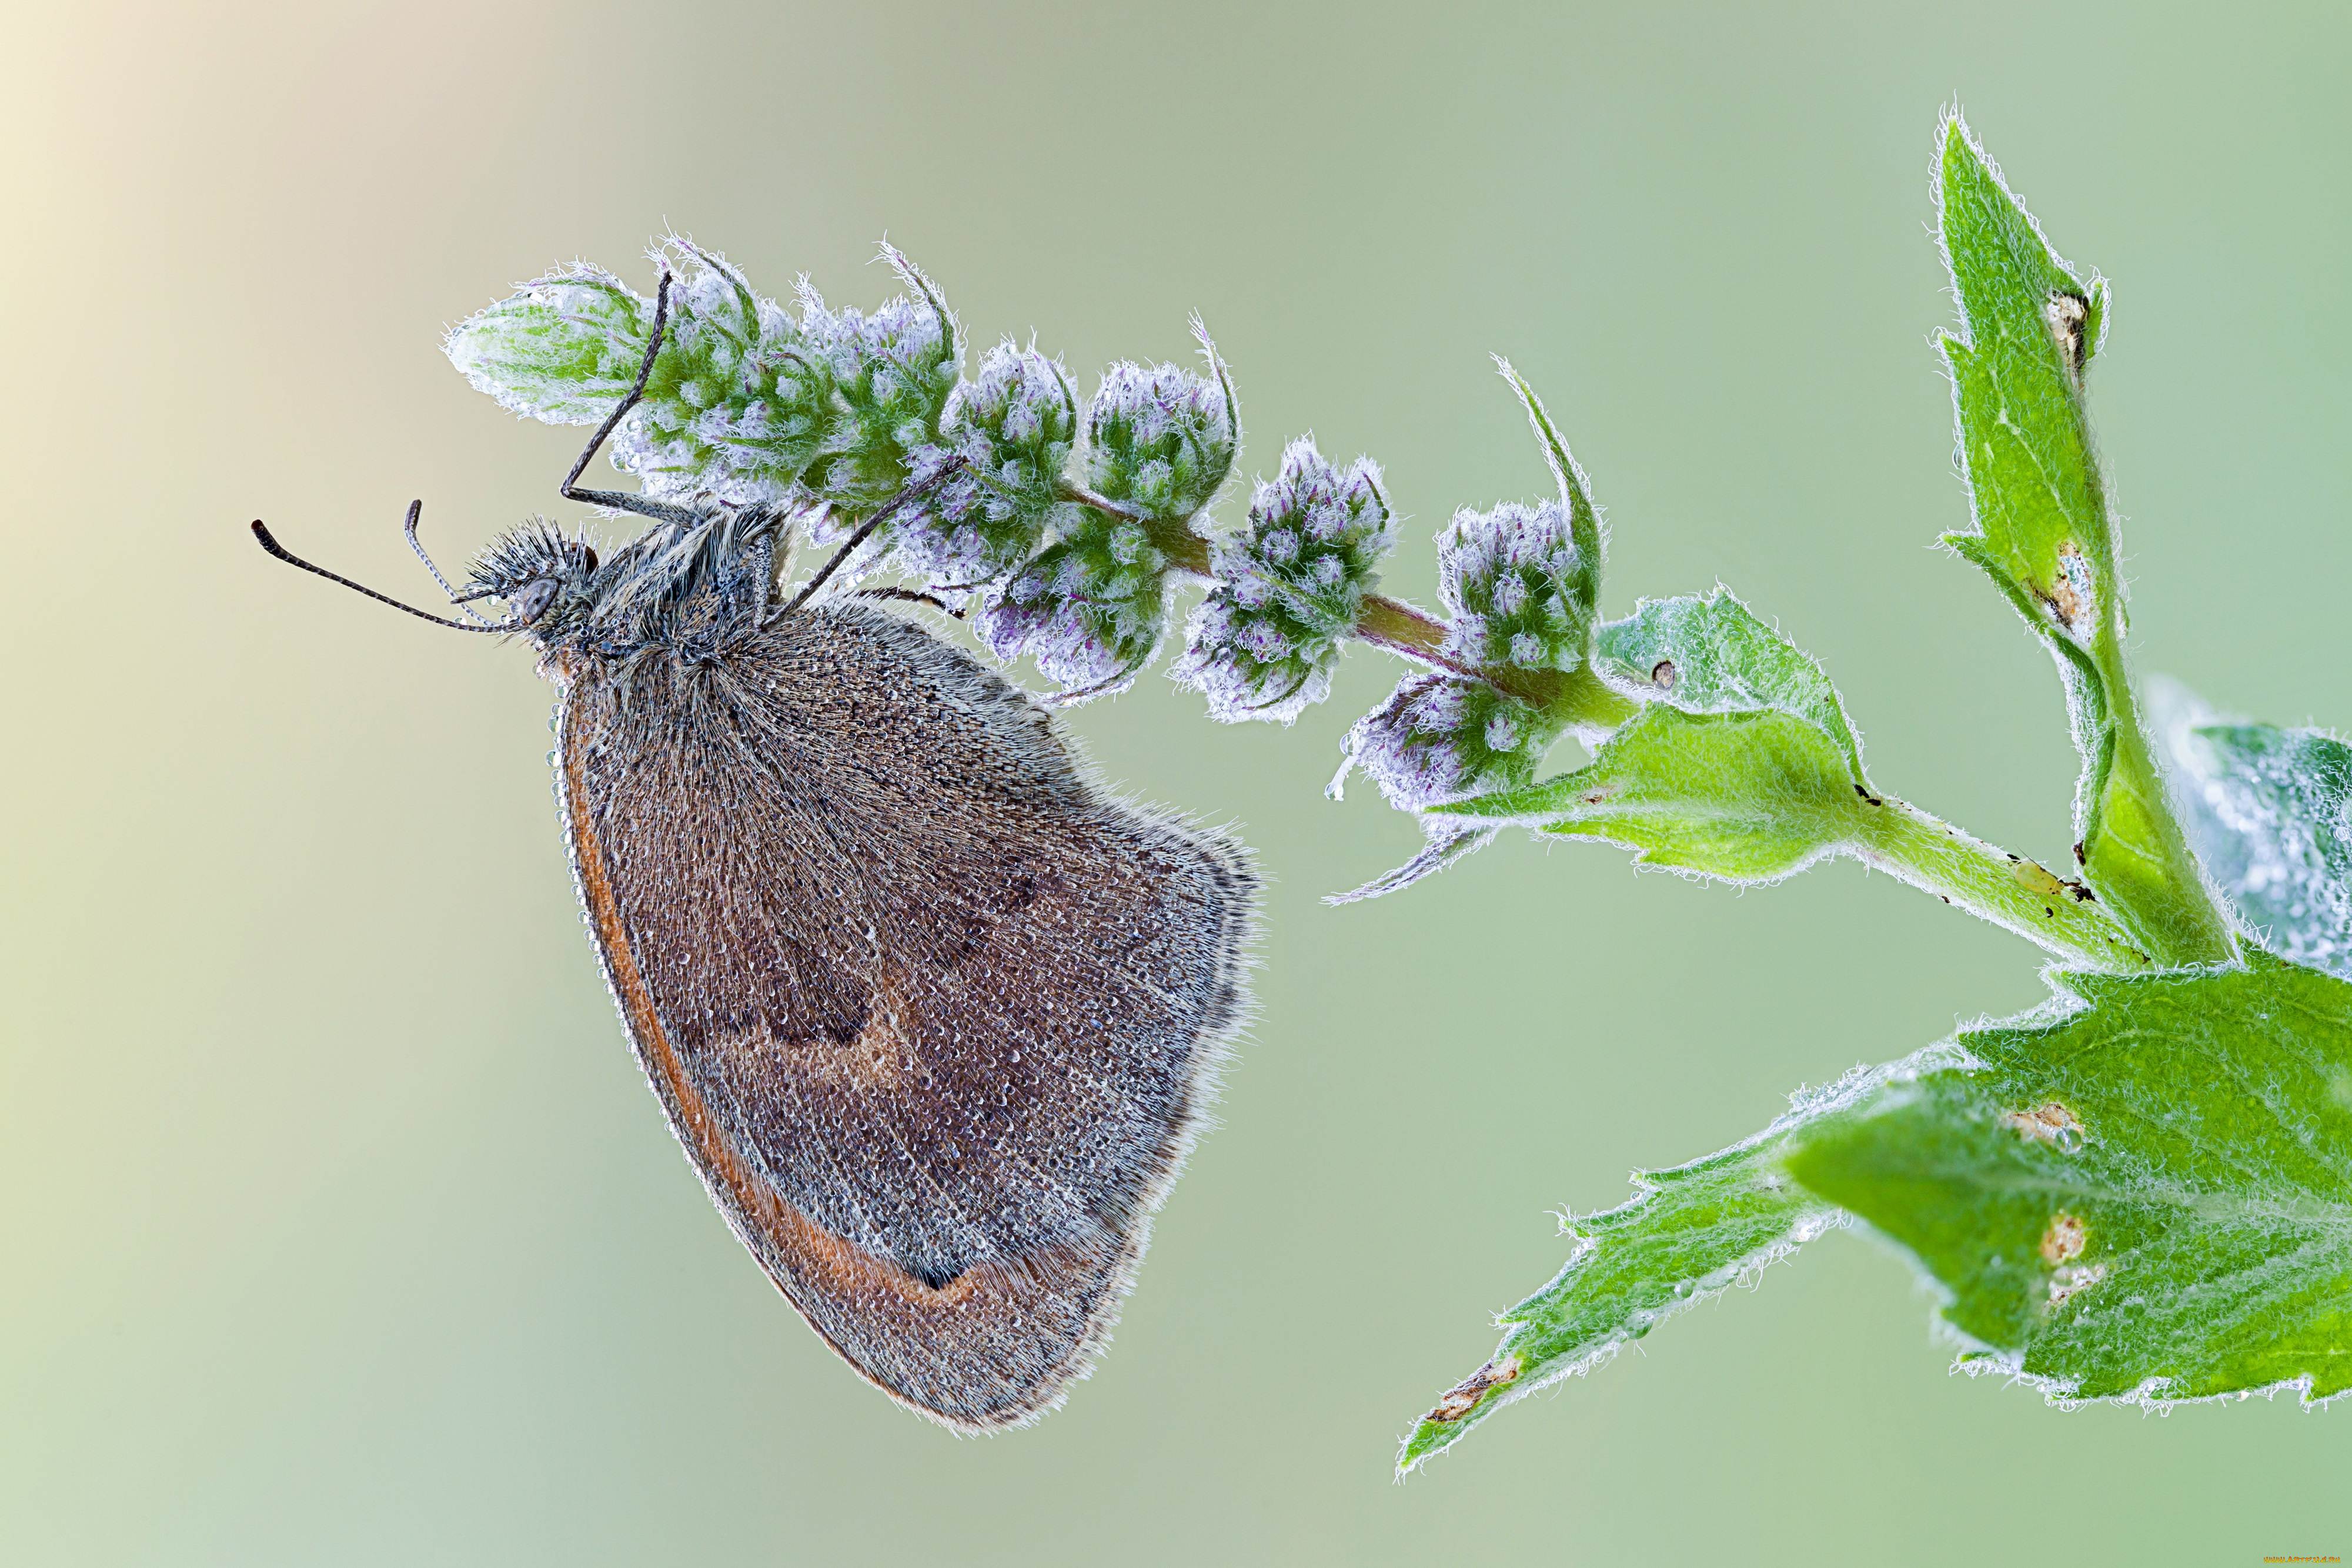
512,578 -> 559,624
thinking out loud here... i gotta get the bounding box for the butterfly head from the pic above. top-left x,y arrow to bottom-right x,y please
463,519 -> 603,640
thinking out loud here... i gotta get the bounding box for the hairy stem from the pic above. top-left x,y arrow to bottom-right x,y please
1349,594 -> 1486,683
2089,641 -> 2237,967
1097,489 -> 1641,727
1349,596 -> 1641,725
1850,794 -> 2153,971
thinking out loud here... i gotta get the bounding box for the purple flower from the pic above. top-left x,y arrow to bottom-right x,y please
1435,499 -> 1594,672
1172,436 -> 1391,724
1329,672 -> 1558,811
1084,331 -> 1238,519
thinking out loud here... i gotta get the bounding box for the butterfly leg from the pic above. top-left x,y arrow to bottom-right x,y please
782,460 -> 970,614
854,586 -> 966,619
559,270 -> 701,528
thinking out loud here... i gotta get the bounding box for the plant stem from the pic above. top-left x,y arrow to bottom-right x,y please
2087,642 -> 2237,967
1055,479 -> 2136,971
1085,487 -> 1641,727
1849,794 -> 2153,971
1349,594 -> 1484,682
1142,513 -> 1214,576
1351,596 -> 1639,726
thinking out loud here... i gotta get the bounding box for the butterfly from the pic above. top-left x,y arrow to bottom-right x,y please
253,273 -> 1255,1429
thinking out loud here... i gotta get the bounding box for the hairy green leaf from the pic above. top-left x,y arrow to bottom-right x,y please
2151,678 -> 2352,978
1937,123 -> 2109,628
1444,589 -> 1865,878
1437,597 -> 2147,965
1594,589 -> 1866,785
1495,359 -> 1604,632
1404,953 -> 2352,1474
1445,705 -> 1860,880
1935,115 -> 2231,965
1787,951 -> 2352,1406
1396,1051 -> 1956,1475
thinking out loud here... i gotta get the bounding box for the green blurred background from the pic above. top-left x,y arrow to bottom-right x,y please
5,1 -> 2348,1561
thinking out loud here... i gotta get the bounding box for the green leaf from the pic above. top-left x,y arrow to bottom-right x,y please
1444,705 -> 1862,881
1404,954 -> 2352,1475
1437,594 -> 2149,967
1593,589 -> 1867,785
1442,589 -> 1865,879
1935,114 -> 2231,966
1786,951 -> 2352,1406
1495,359 -> 1603,630
2150,677 -> 2352,978
1937,119 -> 2110,629
1438,586 -> 1866,878
1396,1050 -> 1952,1475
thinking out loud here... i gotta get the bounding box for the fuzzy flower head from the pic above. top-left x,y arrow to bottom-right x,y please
797,246 -> 963,538
614,240 -> 836,505
1330,673 -> 1566,811
1083,340 -> 1238,520
1435,499 -> 1596,673
893,342 -> 1078,590
445,262 -> 654,425
975,509 -> 1172,698
1171,436 -> 1392,724
445,240 -> 832,507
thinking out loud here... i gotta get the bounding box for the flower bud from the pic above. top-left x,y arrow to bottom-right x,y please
1435,499 -> 1595,672
1329,671 -> 1566,810
616,240 -> 834,504
1083,339 -> 1237,520
798,247 -> 962,533
893,342 -> 1077,590
443,240 -> 832,507
1171,436 -> 1391,723
444,262 -> 653,424
975,509 -> 1172,698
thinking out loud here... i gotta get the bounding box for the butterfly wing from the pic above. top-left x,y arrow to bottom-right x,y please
556,603 -> 1252,1428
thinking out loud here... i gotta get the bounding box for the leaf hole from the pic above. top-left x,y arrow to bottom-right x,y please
1425,1355 -> 1524,1425
2044,289 -> 2090,375
2047,1262 -> 2106,1307
2039,1212 -> 2089,1265
2001,1102 -> 2085,1151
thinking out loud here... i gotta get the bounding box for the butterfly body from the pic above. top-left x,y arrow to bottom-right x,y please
476,503 -> 1253,1429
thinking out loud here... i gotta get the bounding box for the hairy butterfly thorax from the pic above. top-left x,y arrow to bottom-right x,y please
467,504 -> 794,674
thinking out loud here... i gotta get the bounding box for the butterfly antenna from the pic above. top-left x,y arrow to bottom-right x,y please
402,500 -> 493,623
251,520 -> 516,633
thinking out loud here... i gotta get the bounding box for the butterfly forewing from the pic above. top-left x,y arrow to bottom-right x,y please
556,604 -> 1252,1428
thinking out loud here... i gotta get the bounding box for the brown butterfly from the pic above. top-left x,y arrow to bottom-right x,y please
253,275 -> 1255,1429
